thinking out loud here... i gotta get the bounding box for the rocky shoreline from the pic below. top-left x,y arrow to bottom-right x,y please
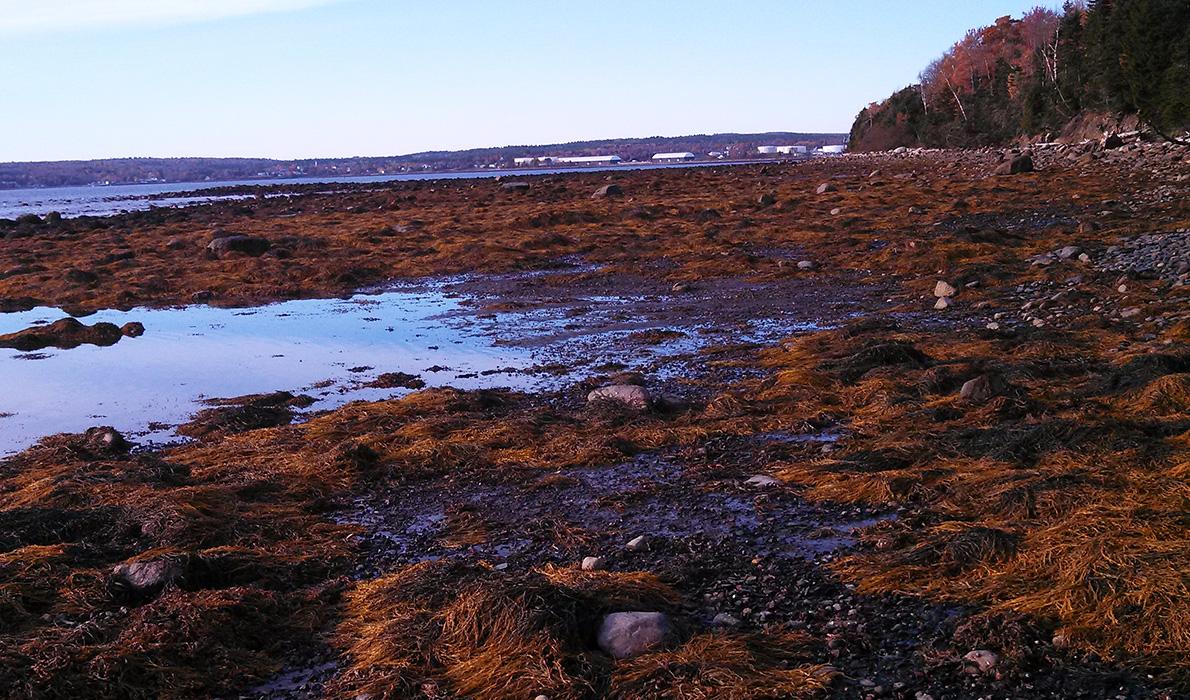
0,144 -> 1187,699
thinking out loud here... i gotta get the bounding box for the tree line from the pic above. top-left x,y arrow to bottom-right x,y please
849,0 -> 1190,151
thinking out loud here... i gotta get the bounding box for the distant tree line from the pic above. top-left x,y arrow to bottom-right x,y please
849,0 -> 1190,151
0,132 -> 847,190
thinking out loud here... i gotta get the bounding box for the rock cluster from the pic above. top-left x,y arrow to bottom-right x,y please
1096,229 -> 1190,286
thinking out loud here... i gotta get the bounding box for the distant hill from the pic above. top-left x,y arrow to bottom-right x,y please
0,132 -> 847,190
849,1 -> 1190,151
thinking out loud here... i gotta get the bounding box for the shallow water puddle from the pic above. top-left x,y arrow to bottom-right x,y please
0,288 -> 535,455
0,273 -> 863,456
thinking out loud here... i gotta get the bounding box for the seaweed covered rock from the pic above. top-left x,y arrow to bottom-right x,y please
0,317 -> 123,351
205,234 -> 270,258
109,557 -> 184,601
178,391 -> 314,438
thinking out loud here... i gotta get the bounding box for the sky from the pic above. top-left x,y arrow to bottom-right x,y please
0,0 -> 1058,162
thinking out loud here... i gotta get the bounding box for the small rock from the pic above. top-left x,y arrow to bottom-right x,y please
797,260 -> 816,270
1056,245 -> 1081,259
671,282 -> 692,293
587,384 -> 650,411
83,426 -> 131,455
591,184 -> 622,198
757,192 -> 777,207
501,181 -> 530,192
120,322 -> 145,338
963,649 -> 999,675
959,375 -> 1005,403
933,280 -> 957,298
745,474 -> 779,487
1121,307 -> 1142,318
934,296 -> 952,310
581,556 -> 606,571
625,535 -> 649,552
993,154 -> 1034,175
110,557 -> 183,600
597,612 -> 673,659
815,182 -> 837,194
712,612 -> 740,627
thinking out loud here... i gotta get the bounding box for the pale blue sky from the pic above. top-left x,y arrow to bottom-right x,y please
0,1 -> 1056,162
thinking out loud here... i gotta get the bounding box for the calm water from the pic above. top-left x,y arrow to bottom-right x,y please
0,160 -> 769,219
0,272 -> 841,456
0,287 -> 533,454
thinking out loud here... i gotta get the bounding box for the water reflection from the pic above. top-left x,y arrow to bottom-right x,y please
0,288 -> 532,454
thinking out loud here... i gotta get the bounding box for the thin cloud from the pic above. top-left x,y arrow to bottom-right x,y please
0,0 -> 350,34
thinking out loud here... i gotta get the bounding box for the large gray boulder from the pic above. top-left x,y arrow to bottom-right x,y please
587,384 -> 650,411
597,611 -> 673,659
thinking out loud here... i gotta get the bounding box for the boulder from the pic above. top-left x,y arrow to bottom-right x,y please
1102,134 -> 1125,150
0,317 -> 123,351
745,474 -> 779,487
592,184 -> 623,199
501,181 -> 531,192
206,235 -> 270,258
597,612 -> 673,659
1056,245 -> 1082,260
110,557 -> 183,600
797,260 -> 816,270
934,296 -> 952,310
587,384 -> 650,411
625,535 -> 649,552
757,192 -> 777,207
815,182 -> 837,194
120,321 -> 145,338
993,155 -> 1034,176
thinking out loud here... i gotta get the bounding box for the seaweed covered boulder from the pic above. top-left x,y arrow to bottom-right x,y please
205,234 -> 270,258
0,317 -> 124,351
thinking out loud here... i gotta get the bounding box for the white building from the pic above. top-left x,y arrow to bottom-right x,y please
757,146 -> 779,154
817,145 -> 847,155
513,155 -> 622,167
652,152 -> 696,161
777,145 -> 808,155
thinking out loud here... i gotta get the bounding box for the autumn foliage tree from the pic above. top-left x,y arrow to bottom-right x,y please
850,0 -> 1190,150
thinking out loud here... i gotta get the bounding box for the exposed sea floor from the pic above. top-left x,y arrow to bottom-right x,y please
0,269 -> 879,456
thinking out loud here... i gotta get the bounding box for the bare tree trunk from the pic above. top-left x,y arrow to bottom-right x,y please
944,76 -> 968,122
